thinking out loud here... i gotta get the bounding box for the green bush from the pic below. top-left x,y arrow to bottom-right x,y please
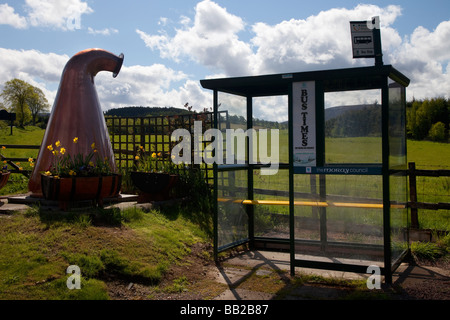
428,122 -> 447,142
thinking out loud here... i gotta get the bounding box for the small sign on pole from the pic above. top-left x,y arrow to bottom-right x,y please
350,17 -> 383,66
0,110 -> 16,135
350,21 -> 375,58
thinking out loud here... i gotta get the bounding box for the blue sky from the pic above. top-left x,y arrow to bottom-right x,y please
0,0 -> 449,120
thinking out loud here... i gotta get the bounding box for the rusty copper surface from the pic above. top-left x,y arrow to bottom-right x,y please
28,48 -> 124,196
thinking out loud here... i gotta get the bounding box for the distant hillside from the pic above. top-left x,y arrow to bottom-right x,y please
325,104 -> 381,137
325,104 -> 378,121
104,106 -> 192,117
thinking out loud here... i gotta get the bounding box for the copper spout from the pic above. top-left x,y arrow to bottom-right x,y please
28,48 -> 124,197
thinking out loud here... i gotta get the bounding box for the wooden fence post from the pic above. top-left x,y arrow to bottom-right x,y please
409,162 -> 419,229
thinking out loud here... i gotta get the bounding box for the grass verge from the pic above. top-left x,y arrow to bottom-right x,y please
0,204 -> 210,300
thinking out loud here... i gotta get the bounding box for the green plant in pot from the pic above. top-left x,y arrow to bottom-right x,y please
131,146 -> 180,202
40,137 -> 121,209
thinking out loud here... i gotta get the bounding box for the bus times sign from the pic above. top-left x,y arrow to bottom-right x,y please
350,20 -> 377,58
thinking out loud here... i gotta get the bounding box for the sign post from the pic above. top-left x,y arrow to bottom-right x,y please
350,17 -> 383,66
0,110 -> 16,135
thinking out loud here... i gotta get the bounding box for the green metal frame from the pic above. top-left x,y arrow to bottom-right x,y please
203,65 -> 410,283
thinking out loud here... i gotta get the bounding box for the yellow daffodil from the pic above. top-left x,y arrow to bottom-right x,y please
135,156 -> 140,160
157,152 -> 161,157
151,152 -> 156,158
139,145 -> 144,150
73,137 -> 78,143
47,144 -> 53,151
19,167 -> 23,171
1,146 -> 5,150
60,147 -> 66,155
69,170 -> 76,176
44,171 -> 52,176
91,142 -> 96,149
28,158 -> 33,162
55,140 -> 61,147
89,161 -> 94,167
52,150 -> 59,156
30,162 -> 34,167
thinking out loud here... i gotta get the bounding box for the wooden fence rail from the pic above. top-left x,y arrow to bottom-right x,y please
0,144 -> 40,175
408,162 -> 450,228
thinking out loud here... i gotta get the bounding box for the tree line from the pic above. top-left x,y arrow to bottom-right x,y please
1,78 -> 448,142
406,97 -> 449,142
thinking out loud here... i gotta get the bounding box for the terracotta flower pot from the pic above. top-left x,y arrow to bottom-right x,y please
41,174 -> 122,207
130,172 -> 178,202
0,172 -> 10,190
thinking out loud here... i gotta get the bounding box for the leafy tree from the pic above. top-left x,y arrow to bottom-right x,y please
428,122 -> 447,142
1,79 -> 32,128
0,79 -> 49,128
406,97 -> 449,141
27,86 -> 50,125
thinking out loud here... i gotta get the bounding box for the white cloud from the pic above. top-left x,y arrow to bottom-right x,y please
25,0 -> 93,30
389,20 -> 450,100
0,0 -> 93,31
0,3 -> 28,29
95,65 -> 212,112
141,1 -> 449,102
137,0 -> 254,76
0,48 -> 210,113
138,2 -> 405,76
87,27 -> 119,36
0,48 -> 69,105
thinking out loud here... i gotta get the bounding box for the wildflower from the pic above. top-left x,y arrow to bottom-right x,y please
47,144 -> 53,151
60,147 -> 66,155
73,137 -> 78,143
55,140 -> 61,147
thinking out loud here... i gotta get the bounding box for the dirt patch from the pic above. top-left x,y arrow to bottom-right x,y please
105,242 -> 220,300
105,243 -> 450,300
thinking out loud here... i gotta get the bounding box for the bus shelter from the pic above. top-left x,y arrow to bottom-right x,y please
200,64 -> 410,283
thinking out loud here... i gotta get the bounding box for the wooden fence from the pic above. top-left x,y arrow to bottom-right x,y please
104,111 -> 229,184
408,162 -> 450,228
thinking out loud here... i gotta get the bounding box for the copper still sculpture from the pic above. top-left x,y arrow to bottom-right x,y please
28,48 -> 124,197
